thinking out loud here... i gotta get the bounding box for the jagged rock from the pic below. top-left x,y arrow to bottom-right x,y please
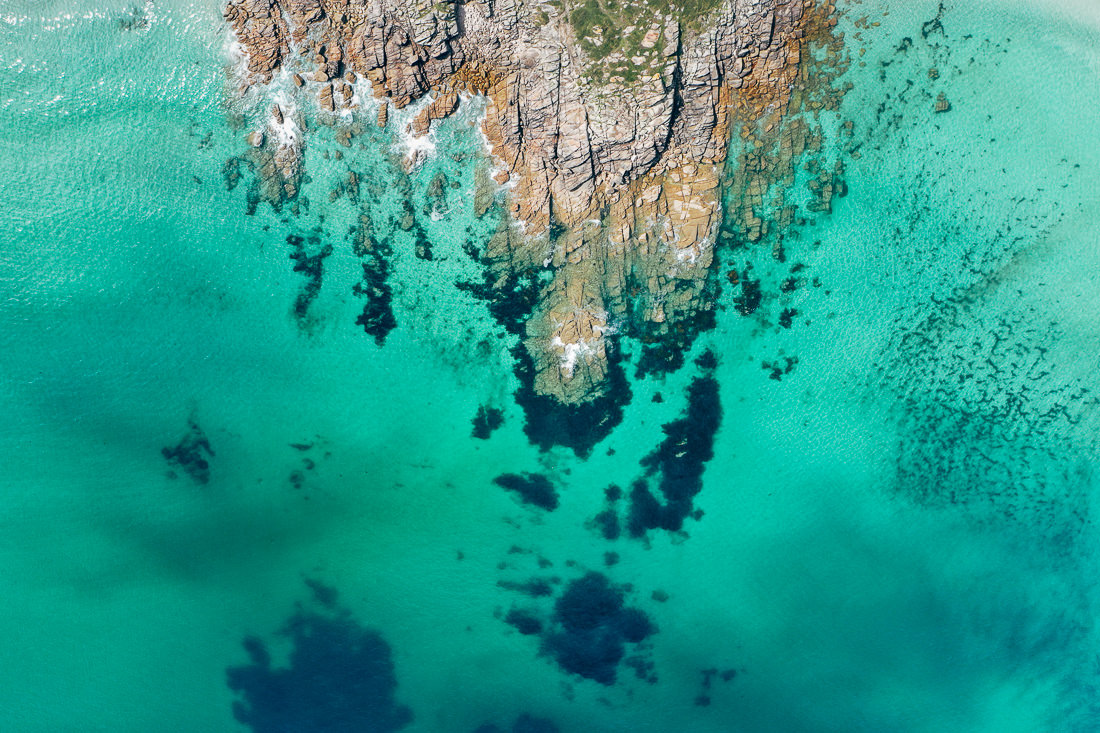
407,89 -> 459,137
318,83 -> 335,112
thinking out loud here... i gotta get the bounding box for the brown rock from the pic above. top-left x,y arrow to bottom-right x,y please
318,84 -> 335,113
406,89 -> 460,138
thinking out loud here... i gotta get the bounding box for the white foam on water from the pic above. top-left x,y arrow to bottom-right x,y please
223,30 -> 250,89
268,92 -> 302,150
390,93 -> 439,168
550,336 -> 594,376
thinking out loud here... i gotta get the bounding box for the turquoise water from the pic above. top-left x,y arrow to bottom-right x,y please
2,0 -> 1100,731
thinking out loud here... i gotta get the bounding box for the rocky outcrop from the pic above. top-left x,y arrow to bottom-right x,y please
224,0 -> 840,406
237,99 -> 305,211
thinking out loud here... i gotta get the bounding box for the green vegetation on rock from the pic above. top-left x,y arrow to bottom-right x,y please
565,0 -> 723,85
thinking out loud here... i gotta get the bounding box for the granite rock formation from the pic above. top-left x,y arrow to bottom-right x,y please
224,0 -> 840,405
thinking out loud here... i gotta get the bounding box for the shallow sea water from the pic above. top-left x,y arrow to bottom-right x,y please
2,1 -> 1100,731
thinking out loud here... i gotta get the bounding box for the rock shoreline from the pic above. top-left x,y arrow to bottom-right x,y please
224,0 -> 844,409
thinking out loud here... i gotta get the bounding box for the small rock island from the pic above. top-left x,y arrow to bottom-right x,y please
225,0 -> 844,415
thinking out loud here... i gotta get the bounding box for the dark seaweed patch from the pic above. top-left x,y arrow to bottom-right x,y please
472,405 -> 505,439
587,481 -> 625,540
633,306 -> 719,379
732,263 -> 763,316
921,2 -> 946,39
543,572 -> 656,685
590,509 -> 620,540
412,222 -> 434,261
226,582 -> 412,733
117,3 -> 151,31
555,572 -> 624,632
245,180 -> 260,216
615,607 -> 656,643
493,472 -> 559,511
456,268 -> 546,337
497,578 -> 556,598
624,653 -> 658,683
287,440 -> 321,491
223,157 -> 242,191
635,341 -> 687,379
512,344 -> 630,458
694,666 -> 739,706
626,479 -> 665,536
473,714 -> 559,733
505,608 -> 544,635
761,355 -> 798,381
511,715 -> 558,733
162,417 -> 214,484
497,570 -> 656,686
628,353 -> 722,537
351,215 -> 397,345
694,350 -> 719,371
286,233 -> 332,328
303,577 -> 339,609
